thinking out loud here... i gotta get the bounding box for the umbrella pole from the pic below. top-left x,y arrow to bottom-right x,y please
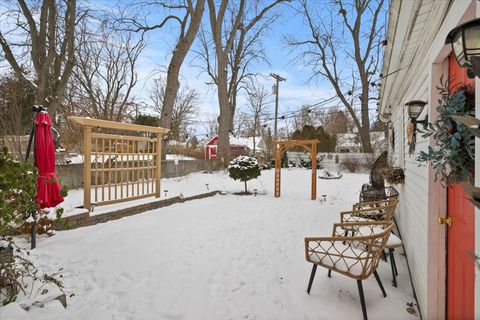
25,118 -> 35,162
26,105 -> 45,250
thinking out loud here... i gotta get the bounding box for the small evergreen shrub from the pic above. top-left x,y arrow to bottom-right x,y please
228,156 -> 261,193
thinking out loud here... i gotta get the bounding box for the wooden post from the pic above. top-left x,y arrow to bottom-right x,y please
83,126 -> 92,210
155,135 -> 162,198
311,142 -> 317,200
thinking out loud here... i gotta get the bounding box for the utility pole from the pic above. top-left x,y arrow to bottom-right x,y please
270,73 -> 286,141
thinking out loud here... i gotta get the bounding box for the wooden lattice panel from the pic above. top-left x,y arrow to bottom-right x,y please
68,117 -> 168,210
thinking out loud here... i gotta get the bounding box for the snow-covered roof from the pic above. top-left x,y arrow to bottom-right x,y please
336,133 -> 359,149
203,135 -> 265,151
229,136 -> 264,150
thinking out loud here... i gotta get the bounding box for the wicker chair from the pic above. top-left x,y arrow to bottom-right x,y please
352,198 -> 399,212
359,185 -> 399,203
340,201 -> 402,288
342,199 -> 399,223
305,221 -> 394,320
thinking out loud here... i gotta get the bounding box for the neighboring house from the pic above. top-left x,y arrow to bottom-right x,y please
378,1 -> 478,319
229,136 -> 266,154
335,132 -> 386,154
204,135 -> 251,160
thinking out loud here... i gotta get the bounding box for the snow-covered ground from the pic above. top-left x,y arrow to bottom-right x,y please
3,169 -> 418,320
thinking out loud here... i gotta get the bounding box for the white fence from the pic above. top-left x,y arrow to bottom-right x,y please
286,151 -> 375,172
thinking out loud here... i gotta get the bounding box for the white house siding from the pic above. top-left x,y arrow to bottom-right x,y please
380,1 -> 476,318
396,72 -> 430,317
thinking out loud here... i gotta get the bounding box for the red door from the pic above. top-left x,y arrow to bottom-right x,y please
446,55 -> 475,319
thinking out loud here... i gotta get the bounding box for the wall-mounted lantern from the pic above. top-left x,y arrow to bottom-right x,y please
405,100 -> 428,129
445,18 -> 480,78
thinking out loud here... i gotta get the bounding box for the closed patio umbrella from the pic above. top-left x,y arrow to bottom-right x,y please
34,111 -> 64,208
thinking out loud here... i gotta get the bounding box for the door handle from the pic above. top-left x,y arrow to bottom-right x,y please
438,216 -> 452,227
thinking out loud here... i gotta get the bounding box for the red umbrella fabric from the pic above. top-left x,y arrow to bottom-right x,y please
34,112 -> 64,208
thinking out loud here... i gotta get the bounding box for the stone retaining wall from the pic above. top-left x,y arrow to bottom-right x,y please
54,191 -> 221,230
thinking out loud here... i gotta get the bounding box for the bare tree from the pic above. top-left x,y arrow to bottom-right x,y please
287,0 -> 385,153
149,78 -> 199,141
199,0 -> 288,160
323,108 -> 353,134
231,110 -> 250,137
0,0 -> 79,114
68,21 -> 145,122
245,84 -> 270,155
118,1 -> 205,144
0,75 -> 35,159
201,114 -> 218,139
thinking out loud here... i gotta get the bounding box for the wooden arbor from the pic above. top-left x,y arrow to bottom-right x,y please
68,116 -> 169,210
274,140 -> 320,200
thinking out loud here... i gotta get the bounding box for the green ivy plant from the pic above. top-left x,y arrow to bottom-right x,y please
417,80 -> 475,185
0,148 -> 67,306
0,147 -> 39,234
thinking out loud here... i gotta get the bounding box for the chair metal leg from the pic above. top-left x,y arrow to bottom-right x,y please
357,280 -> 368,320
327,269 -> 332,278
382,250 -> 387,262
373,270 -> 387,297
307,264 -> 317,294
389,248 -> 397,287
343,230 -> 349,245
391,248 -> 399,275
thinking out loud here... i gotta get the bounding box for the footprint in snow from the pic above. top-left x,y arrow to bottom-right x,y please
337,289 -> 357,302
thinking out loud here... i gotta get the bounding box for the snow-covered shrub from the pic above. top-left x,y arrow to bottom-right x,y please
228,156 -> 261,193
0,148 -> 66,307
0,147 -> 38,235
1,242 -> 66,306
318,169 -> 343,180
340,157 -> 361,172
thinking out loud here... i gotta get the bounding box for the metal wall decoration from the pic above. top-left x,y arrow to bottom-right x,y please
407,120 -> 416,155
388,125 -> 395,149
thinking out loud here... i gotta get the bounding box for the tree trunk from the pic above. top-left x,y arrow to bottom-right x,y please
244,180 -> 247,193
359,95 -> 372,153
359,127 -> 372,153
159,71 -> 180,158
252,115 -> 257,155
217,103 -> 231,161
216,48 -> 231,161
158,0 -> 205,159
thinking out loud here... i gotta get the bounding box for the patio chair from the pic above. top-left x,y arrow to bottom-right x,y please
342,199 -> 399,224
359,185 -> 399,203
340,204 -> 402,288
305,221 -> 394,320
352,198 -> 399,212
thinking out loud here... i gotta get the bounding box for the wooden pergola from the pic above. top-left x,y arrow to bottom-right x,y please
274,140 -> 320,200
68,116 -> 169,210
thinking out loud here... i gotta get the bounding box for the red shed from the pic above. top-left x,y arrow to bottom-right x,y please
205,136 -> 218,160
204,135 -> 250,159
